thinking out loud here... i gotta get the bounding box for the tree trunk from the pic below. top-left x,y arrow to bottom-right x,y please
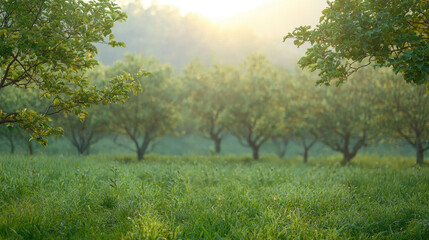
302,138 -> 317,164
77,145 -> 85,155
27,141 -> 33,155
252,146 -> 260,160
416,144 -> 424,165
214,138 -> 221,153
341,152 -> 354,166
303,149 -> 309,163
83,143 -> 90,156
137,149 -> 145,161
9,135 -> 15,154
272,137 -> 288,158
136,137 -> 151,161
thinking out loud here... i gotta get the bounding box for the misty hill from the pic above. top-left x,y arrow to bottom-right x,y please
96,0 -> 327,70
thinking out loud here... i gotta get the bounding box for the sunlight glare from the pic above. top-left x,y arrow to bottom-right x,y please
140,0 -> 275,20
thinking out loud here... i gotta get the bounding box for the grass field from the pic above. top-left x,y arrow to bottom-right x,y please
0,154 -> 428,239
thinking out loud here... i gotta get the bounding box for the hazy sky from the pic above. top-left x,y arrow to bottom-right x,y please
139,0 -> 276,20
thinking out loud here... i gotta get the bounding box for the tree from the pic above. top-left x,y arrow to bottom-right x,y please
59,66 -> 111,155
0,125 -> 17,154
225,54 -> 285,160
0,125 -> 35,154
284,0 -> 428,87
271,136 -> 290,159
0,84 -> 46,154
286,70 -> 321,163
270,68 -> 294,159
0,0 -> 140,145
62,110 -> 107,155
315,69 -> 382,165
109,54 -> 180,161
379,73 -> 429,165
181,60 -> 238,153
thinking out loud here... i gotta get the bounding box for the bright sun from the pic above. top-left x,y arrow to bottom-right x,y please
140,0 -> 275,20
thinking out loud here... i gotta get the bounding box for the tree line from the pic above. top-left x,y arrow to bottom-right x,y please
1,0 -> 427,166
1,53 -> 427,165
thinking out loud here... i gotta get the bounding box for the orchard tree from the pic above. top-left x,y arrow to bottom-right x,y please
0,86 -> 24,153
0,125 -> 35,154
225,54 -> 285,160
286,71 -> 321,163
271,136 -> 290,159
60,66 -> 112,155
284,0 -> 428,87
0,84 -> 46,154
380,73 -> 429,165
0,0 -> 141,145
316,69 -> 382,165
270,68 -> 294,159
62,112 -> 107,156
0,125 -> 16,153
182,60 -> 238,153
109,54 -> 180,161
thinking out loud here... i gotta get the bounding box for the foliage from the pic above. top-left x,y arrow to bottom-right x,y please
225,54 -> 285,159
109,54 -> 180,160
268,69 -> 293,159
284,70 -> 321,162
284,0 -> 429,87
0,125 -> 29,154
379,72 -> 429,164
0,154 -> 428,239
0,86 -> 46,153
0,0 -> 141,145
59,66 -> 112,155
314,69 -> 383,165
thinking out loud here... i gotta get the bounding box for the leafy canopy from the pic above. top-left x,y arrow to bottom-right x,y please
224,54 -> 286,159
181,60 -> 238,153
284,0 -> 428,86
0,0 -> 141,145
108,54 -> 180,161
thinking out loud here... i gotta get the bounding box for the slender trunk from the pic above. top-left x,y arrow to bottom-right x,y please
301,138 -> 317,163
303,149 -> 308,163
76,144 -> 90,156
83,142 -> 90,156
252,146 -> 260,160
214,138 -> 221,153
77,145 -> 84,155
27,141 -> 33,155
341,152 -> 354,166
340,132 -> 358,166
79,145 -> 90,156
137,149 -> 145,161
137,137 -> 151,161
273,137 -> 288,158
416,144 -> 424,165
278,150 -> 286,159
9,134 -> 15,154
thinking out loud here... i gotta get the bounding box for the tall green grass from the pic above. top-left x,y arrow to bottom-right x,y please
0,154 -> 428,239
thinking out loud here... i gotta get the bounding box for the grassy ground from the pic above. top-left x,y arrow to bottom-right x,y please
0,154 -> 428,239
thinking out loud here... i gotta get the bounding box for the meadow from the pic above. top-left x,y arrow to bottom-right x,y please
0,154 -> 428,239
